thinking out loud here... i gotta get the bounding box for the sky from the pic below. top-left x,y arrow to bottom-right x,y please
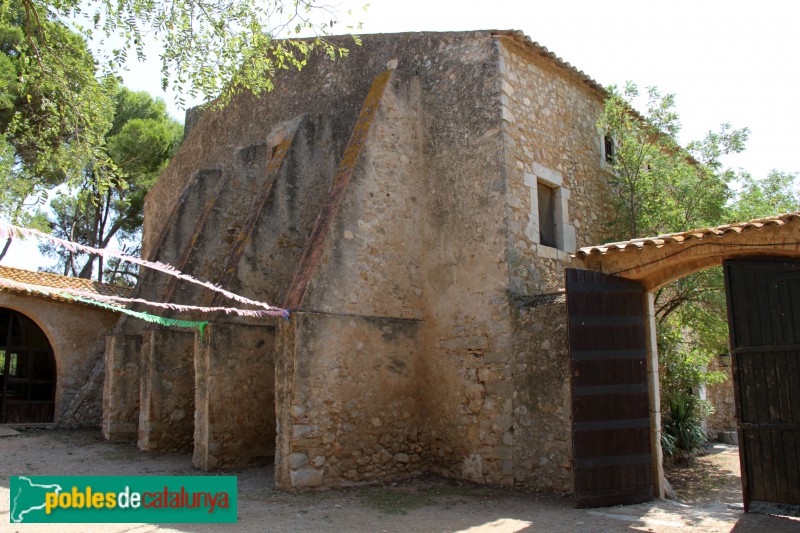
3,0 -> 799,270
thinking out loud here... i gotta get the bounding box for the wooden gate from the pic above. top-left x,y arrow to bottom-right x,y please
566,269 -> 653,507
724,259 -> 800,513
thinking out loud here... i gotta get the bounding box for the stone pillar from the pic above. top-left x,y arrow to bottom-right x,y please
138,330 -> 195,452
193,323 -> 276,470
644,291 -> 666,499
102,334 -> 142,442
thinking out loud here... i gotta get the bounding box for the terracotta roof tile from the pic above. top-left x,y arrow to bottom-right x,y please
0,265 -> 132,303
576,212 -> 800,258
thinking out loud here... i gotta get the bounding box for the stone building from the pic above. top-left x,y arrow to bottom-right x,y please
100,29 -> 620,494
1,31 -> 797,507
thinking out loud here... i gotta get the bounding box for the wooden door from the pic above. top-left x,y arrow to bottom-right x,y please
724,259 -> 800,514
566,268 -> 653,507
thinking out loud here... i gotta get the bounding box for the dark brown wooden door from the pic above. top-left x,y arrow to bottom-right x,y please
724,259 -> 800,514
0,308 -> 56,423
566,269 -> 653,507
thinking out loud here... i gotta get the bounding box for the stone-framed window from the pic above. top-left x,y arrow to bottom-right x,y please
603,135 -> 615,164
600,133 -> 616,173
537,181 -> 557,248
524,163 -> 577,254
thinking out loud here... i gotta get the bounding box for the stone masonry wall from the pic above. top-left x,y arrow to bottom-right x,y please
498,36 -> 615,297
510,297 -> 573,492
138,330 -> 195,452
301,71 -> 425,321
103,334 -> 142,441
411,35 -> 515,487
705,358 -> 736,438
275,313 -> 425,489
193,323 -> 276,470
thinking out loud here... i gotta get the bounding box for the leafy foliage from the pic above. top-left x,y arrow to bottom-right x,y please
0,1 -> 116,260
8,0 -> 358,109
662,393 -> 709,459
598,83 -> 747,240
39,86 -> 182,283
599,82 -> 800,454
0,0 -> 114,179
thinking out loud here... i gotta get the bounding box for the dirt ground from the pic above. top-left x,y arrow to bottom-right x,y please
1,429 -> 799,533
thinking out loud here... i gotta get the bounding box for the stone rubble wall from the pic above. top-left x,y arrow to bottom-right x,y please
123,31 -> 627,493
497,36 -> 615,297
301,71 -> 425,321
276,313 -> 425,489
138,330 -> 195,452
510,297 -> 573,492
193,323 -> 276,470
102,334 -> 143,441
704,359 -> 736,438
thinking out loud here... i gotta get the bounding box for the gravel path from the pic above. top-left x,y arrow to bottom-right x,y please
2,429 -> 799,532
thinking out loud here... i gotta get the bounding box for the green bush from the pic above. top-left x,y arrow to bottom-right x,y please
662,393 -> 708,460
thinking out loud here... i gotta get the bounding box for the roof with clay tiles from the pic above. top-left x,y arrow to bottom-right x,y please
0,264 -> 132,303
576,212 -> 800,259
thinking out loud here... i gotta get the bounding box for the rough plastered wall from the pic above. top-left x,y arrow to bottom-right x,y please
142,32 -> 508,260
276,314 -> 425,488
138,330 -> 195,452
411,36 -> 513,486
194,323 -> 276,470
103,335 -> 142,441
0,293 -> 118,427
276,69 -> 429,488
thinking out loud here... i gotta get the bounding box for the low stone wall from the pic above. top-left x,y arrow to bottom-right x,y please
705,359 -> 736,438
138,330 -> 195,452
193,323 -> 276,470
275,312 -> 426,489
102,334 -> 143,441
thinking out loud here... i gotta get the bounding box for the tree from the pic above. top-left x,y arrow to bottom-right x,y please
597,82 -> 800,456
0,0 -> 115,260
7,0 -> 356,109
597,83 -> 748,240
39,86 -> 182,283
728,170 -> 800,221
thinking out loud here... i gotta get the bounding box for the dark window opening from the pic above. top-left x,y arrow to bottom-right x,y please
604,135 -> 615,164
0,308 -> 56,423
537,182 -> 557,248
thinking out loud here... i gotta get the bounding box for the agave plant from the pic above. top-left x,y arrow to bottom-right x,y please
662,393 -> 708,460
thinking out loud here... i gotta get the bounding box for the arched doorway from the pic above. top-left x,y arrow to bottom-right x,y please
0,308 -> 56,423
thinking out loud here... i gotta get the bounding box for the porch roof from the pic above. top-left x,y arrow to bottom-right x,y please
574,212 -> 800,289
0,265 -> 132,304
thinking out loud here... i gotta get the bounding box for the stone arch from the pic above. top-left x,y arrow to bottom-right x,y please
0,307 -> 57,423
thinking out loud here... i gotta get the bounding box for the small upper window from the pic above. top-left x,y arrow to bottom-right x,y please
537,181 -> 556,248
604,135 -> 615,164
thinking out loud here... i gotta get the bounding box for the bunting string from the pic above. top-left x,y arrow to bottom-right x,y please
0,277 -> 208,339
0,277 -> 285,318
0,221 -> 287,315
